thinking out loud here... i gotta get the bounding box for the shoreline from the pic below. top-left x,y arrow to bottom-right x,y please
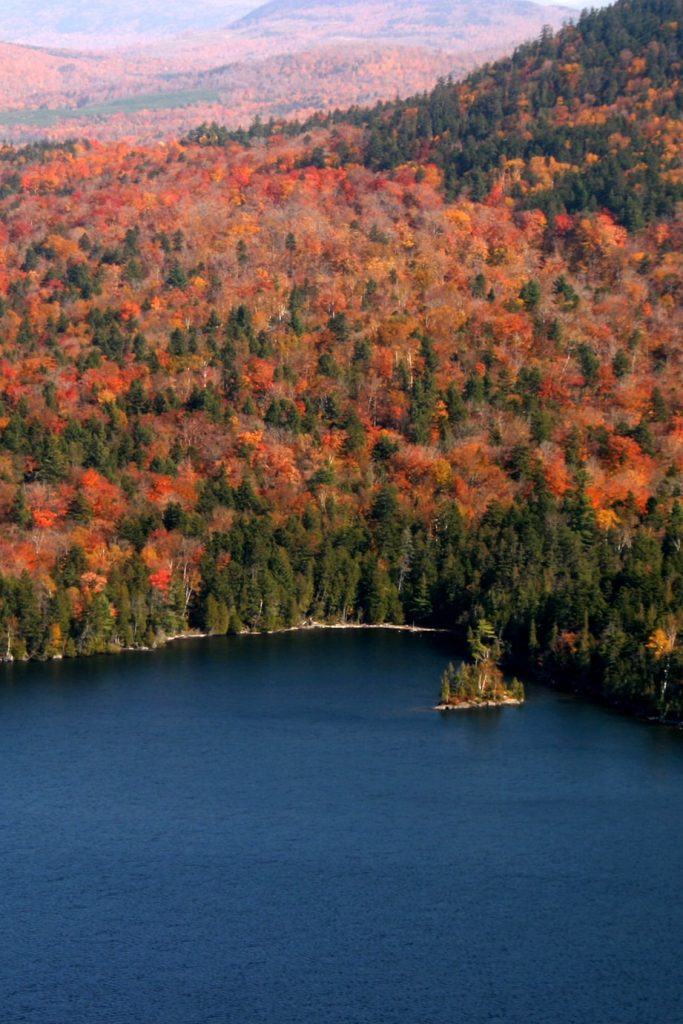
161,621 -> 451,647
435,696 -> 524,711
249,621 -> 449,636
0,620 -> 451,663
3,623 -> 680,729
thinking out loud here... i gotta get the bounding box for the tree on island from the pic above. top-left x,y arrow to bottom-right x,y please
467,619 -> 501,695
439,620 -> 524,706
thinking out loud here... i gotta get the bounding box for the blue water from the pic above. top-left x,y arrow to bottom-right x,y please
1,629 -> 682,1024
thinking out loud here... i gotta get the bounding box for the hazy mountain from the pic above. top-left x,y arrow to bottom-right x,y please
0,0 -> 254,48
0,0 -> 576,48
234,0 -> 571,29
228,0 -> 576,50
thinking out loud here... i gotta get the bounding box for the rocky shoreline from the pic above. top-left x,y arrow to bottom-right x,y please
435,696 -> 525,711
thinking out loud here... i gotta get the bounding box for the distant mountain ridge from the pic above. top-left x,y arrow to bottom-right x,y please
0,0 -> 253,48
0,0 -> 575,48
233,0 -> 570,26
228,0 -> 576,48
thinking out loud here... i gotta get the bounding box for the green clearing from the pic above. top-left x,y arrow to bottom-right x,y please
0,89 -> 221,128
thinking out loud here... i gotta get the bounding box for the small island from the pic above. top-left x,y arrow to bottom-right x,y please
435,620 -> 525,710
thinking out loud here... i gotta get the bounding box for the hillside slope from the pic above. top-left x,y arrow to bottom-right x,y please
0,41 -> 170,111
0,0 -> 680,718
223,0 -> 682,228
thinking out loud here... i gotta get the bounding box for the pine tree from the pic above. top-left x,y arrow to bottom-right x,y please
11,486 -> 32,530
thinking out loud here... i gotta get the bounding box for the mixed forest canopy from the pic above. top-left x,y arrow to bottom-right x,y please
206,0 -> 682,229
0,0 -> 681,720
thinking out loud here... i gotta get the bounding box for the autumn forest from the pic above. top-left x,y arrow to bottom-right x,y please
0,0 -> 681,719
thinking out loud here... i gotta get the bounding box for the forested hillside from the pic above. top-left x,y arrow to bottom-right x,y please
0,0 -> 681,719
228,0 -> 682,228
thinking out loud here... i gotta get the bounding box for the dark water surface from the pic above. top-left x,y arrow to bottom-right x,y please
1,630 -> 682,1024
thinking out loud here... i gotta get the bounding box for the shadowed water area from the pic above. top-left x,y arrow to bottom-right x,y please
1,629 -> 682,1023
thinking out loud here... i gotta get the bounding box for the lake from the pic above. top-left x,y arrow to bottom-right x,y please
1,629 -> 682,1023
